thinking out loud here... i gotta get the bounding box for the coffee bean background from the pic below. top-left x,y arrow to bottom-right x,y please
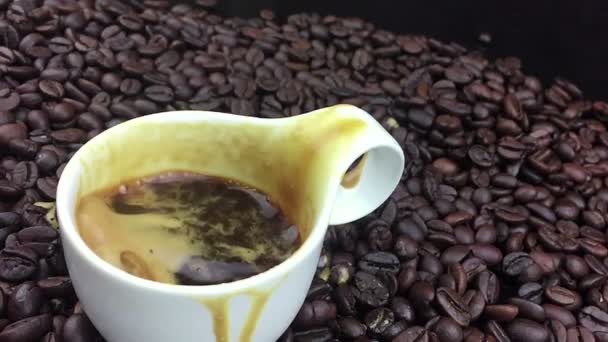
2,0 -> 608,341
217,0 -> 608,101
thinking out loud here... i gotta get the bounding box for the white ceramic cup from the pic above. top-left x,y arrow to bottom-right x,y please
56,104 -> 404,342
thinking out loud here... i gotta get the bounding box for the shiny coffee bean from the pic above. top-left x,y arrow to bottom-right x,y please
506,318 -> 549,342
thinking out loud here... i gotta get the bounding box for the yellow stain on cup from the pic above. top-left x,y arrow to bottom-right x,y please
198,278 -> 285,342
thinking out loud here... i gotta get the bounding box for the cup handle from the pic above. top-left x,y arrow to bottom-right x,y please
328,105 -> 406,225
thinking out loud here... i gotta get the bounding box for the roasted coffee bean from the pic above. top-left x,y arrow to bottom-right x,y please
61,314 -> 98,342
468,145 -> 495,167
449,263 -> 467,295
409,109 -> 436,131
393,326 -> 430,342
596,332 -> 608,342
335,285 -> 357,316
464,290 -> 486,321
463,327 -> 488,342
394,235 -> 418,260
545,304 -> 577,328
579,306 -> 608,334
506,318 -> 549,342
477,270 -> 500,304
530,251 -> 559,274
398,267 -> 417,294
0,123 -> 27,147
145,85 -> 174,103
503,252 -> 534,277
0,212 -> 20,226
519,282 -> 544,303
485,320 -> 510,342
35,149 -> 61,173
0,314 -> 52,342
41,332 -> 58,342
0,247 -> 38,282
565,255 -> 590,278
120,79 -> 142,96
335,319 -> 367,340
584,255 -> 608,275
38,80 -> 64,99
508,298 -> 545,322
409,280 -> 435,308
37,277 -> 73,298
359,252 -> 400,274
548,319 -> 568,342
0,180 -> 23,199
494,205 -> 528,223
49,103 -> 76,123
475,224 -> 497,244
292,327 -> 333,341
51,129 -> 87,144
420,254 -> 444,276
0,90 -> 20,112
8,282 -> 43,321
566,326 -> 595,342
436,287 -> 471,326
545,286 -> 582,310
8,140 -> 39,159
10,162 -> 39,189
36,177 -> 58,200
441,245 -> 471,265
354,272 -> 389,307
391,296 -> 415,323
463,257 -> 488,280
471,244 -> 502,266
579,239 -> 608,258
364,307 -> 394,335
431,316 -> 463,342
484,304 -> 519,322
586,288 -> 608,312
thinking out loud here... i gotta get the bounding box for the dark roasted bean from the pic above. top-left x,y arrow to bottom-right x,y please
61,314 -> 98,342
545,286 -> 582,310
334,316 -> 366,338
508,298 -> 545,322
431,316 -> 463,342
486,320 -> 510,342
37,277 -> 73,298
354,272 -> 389,307
484,304 -> 519,322
545,303 -> 577,328
477,270 -> 500,304
0,314 -> 52,342
464,290 -> 486,321
393,326 -> 430,342
436,287 -> 471,326
0,247 -> 38,282
503,252 -> 534,277
506,318 -> 549,342
364,307 -> 394,336
519,282 -> 544,303
566,326 -> 595,342
8,282 -> 43,321
359,252 -> 400,274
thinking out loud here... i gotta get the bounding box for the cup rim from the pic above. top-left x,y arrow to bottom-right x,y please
56,110 -> 337,296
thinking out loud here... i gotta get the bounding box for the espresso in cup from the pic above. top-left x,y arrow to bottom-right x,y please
75,170 -> 301,285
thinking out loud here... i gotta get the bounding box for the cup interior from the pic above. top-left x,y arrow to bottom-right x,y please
57,109 -> 368,291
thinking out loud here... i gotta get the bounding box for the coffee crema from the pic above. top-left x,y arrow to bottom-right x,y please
75,171 -> 301,285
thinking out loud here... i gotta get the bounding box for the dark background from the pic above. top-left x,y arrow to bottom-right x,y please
215,0 -> 608,100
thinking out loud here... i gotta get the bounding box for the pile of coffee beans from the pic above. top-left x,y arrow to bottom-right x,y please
2,0 -> 608,341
